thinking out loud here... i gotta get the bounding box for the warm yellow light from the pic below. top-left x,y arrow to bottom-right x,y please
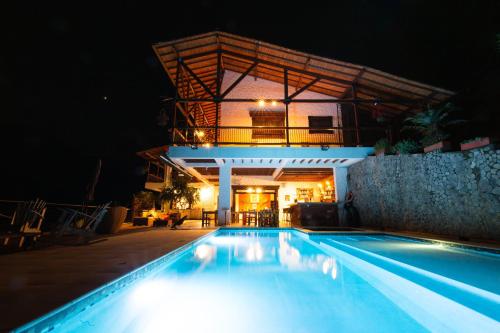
247,187 -> 255,193
200,187 -> 213,202
148,209 -> 158,218
271,100 -> 277,107
317,183 -> 323,188
256,187 -> 262,193
257,99 -> 265,108
325,181 -> 330,186
203,143 -> 211,148
195,130 -> 205,137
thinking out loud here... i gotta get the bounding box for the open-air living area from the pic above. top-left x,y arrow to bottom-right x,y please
2,4 -> 500,332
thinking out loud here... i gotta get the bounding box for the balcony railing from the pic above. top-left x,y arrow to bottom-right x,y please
172,126 -> 387,147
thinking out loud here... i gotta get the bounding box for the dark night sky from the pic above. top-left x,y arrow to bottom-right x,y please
1,0 -> 498,204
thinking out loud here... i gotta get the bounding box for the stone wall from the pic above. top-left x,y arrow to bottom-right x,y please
348,146 -> 500,241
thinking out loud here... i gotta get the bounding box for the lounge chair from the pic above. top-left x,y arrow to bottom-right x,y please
54,202 -> 110,244
170,215 -> 188,229
0,198 -> 47,248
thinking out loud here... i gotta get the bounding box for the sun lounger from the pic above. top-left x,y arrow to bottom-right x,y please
0,198 -> 47,248
170,215 -> 188,229
54,202 -> 110,244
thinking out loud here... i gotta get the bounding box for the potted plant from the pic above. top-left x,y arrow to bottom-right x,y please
374,138 -> 391,156
460,137 -> 492,151
392,140 -> 420,155
403,103 -> 464,153
160,176 -> 199,212
97,203 -> 128,234
131,191 -> 158,226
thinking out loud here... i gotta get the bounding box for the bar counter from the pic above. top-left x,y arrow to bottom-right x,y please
289,202 -> 339,227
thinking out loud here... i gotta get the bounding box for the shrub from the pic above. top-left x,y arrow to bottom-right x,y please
392,140 -> 420,154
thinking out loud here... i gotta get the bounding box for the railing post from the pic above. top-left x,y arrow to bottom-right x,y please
215,50 -> 222,147
284,68 -> 290,146
352,84 -> 361,146
172,60 -> 181,144
215,103 -> 219,146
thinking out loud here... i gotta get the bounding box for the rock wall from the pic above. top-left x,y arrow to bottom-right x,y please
348,146 -> 500,241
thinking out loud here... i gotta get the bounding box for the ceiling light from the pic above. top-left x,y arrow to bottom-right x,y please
258,99 -> 265,108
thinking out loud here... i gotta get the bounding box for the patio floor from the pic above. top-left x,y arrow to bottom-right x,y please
0,224 -> 214,331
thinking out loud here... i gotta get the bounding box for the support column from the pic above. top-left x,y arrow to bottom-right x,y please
218,164 -> 231,225
334,167 -> 348,225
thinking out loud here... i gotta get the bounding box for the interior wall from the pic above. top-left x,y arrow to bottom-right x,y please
220,70 -> 341,127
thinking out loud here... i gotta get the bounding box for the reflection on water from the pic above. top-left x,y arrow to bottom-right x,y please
278,232 -> 339,280
246,242 -> 264,261
194,244 -> 216,262
200,231 -> 339,280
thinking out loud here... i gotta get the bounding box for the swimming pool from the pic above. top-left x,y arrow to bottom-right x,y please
16,229 -> 500,332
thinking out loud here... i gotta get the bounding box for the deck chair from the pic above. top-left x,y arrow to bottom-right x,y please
54,202 -> 110,244
170,215 -> 188,229
0,199 -> 47,248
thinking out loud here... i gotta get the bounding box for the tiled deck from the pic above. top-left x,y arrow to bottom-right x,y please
0,225 -> 214,331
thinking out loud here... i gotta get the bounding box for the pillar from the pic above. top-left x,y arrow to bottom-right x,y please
334,167 -> 348,225
218,164 -> 231,225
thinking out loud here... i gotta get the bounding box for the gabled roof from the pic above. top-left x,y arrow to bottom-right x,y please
153,31 -> 454,125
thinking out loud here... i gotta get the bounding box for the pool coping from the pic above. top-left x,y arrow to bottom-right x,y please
291,227 -> 500,255
14,227 -> 499,332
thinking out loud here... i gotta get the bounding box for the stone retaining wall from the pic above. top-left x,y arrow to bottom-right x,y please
348,146 -> 500,241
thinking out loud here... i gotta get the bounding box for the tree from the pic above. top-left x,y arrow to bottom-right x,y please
403,103 -> 464,146
160,176 -> 199,210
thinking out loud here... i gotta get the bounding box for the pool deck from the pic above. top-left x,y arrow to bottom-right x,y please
0,224 -> 214,331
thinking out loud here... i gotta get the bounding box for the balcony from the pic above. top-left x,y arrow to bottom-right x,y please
171,126 -> 387,147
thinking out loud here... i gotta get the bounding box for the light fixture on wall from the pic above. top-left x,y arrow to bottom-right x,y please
256,187 -> 262,193
257,99 -> 266,108
271,100 -> 277,107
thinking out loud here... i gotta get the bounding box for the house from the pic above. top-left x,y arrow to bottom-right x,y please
151,31 -> 453,225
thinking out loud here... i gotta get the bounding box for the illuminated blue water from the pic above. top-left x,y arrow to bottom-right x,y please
17,230 -> 500,333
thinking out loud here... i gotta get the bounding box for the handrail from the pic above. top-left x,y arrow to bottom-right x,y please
170,125 -> 387,146
174,125 -> 381,130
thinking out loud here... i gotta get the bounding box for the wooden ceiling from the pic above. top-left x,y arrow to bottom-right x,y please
153,31 -> 454,126
232,168 -> 276,176
193,167 -> 219,175
274,168 -> 333,182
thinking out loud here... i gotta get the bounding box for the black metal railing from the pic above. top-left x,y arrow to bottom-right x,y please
172,126 -> 388,147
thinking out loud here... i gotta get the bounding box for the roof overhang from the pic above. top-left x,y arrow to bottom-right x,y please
153,31 -> 454,125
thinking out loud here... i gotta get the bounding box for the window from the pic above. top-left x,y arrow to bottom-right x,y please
147,162 -> 165,182
308,116 -> 334,134
249,111 -> 285,139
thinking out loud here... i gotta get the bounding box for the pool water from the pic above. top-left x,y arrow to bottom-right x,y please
17,230 -> 500,333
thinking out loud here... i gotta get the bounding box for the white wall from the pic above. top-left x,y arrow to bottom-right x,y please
220,70 -> 341,127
